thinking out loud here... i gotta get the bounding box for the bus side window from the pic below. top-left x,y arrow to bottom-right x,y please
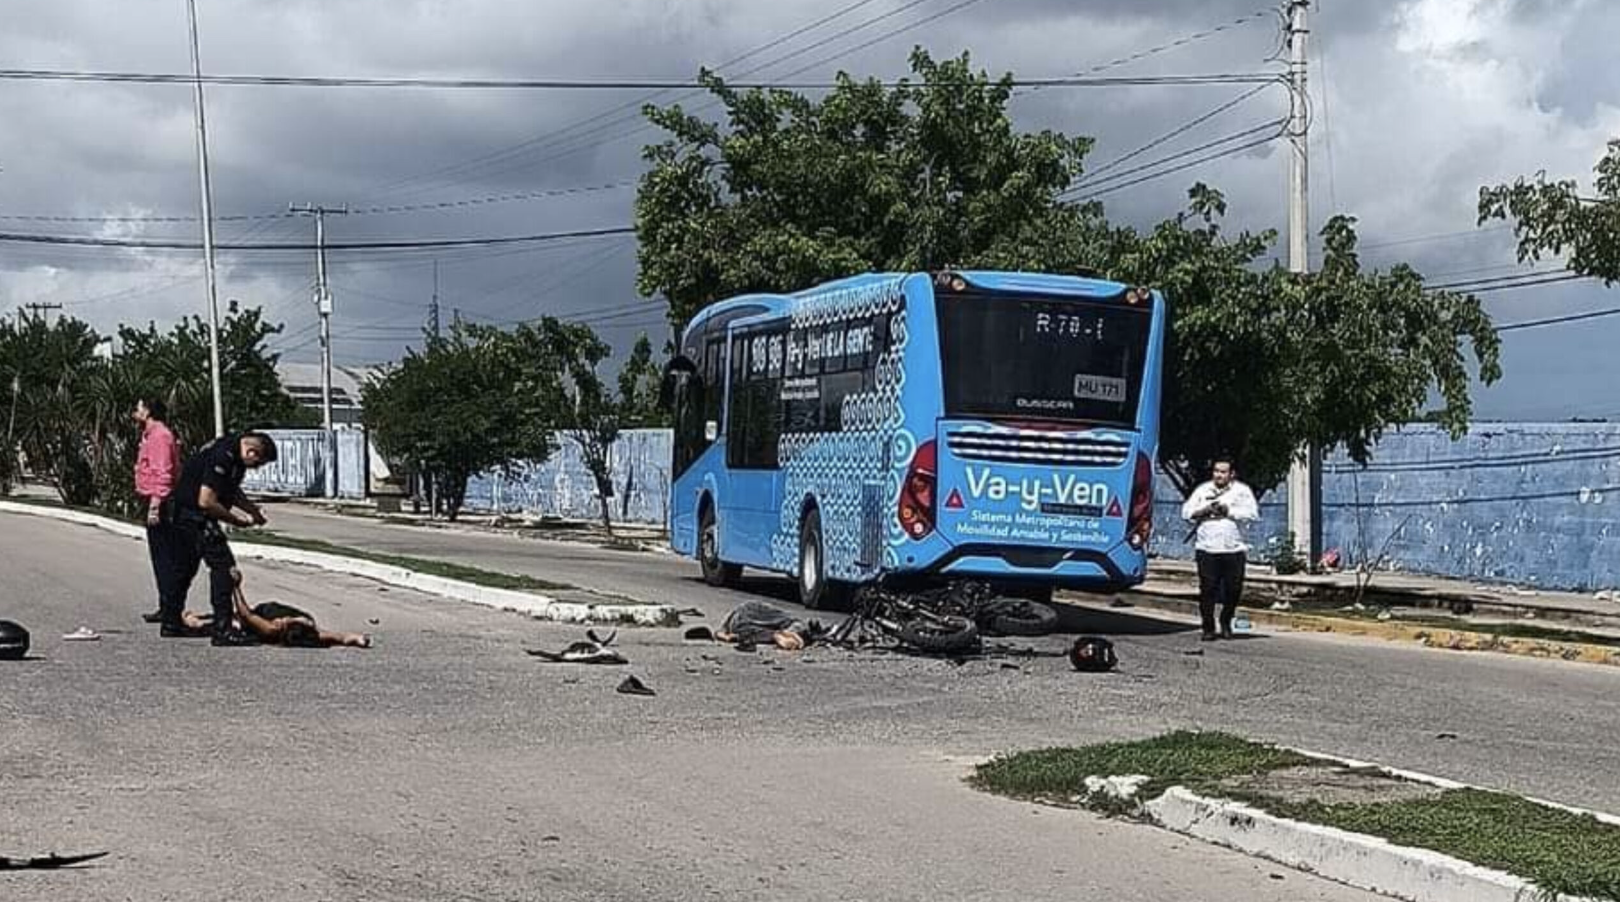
726,325 -> 786,470
703,336 -> 725,436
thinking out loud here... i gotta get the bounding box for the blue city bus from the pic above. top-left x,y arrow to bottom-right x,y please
660,269 -> 1167,609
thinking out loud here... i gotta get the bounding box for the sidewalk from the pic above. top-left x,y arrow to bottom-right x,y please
288,497 -> 670,549
1141,556 -> 1620,625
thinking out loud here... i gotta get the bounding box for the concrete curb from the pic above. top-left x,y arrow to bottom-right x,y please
1143,786 -> 1599,902
1106,593 -> 1620,669
0,500 -> 679,627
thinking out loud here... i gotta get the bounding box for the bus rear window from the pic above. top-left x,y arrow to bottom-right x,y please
937,292 -> 1151,428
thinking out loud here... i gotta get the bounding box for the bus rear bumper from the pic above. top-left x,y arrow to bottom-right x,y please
923,544 -> 1145,592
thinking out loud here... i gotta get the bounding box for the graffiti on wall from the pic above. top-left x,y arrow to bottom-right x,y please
1148,423 -> 1620,592
462,429 -> 672,525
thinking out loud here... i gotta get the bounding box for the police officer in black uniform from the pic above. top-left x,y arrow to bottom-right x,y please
165,431 -> 278,645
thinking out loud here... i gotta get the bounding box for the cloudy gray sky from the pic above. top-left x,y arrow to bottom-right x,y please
1,0 -> 1616,420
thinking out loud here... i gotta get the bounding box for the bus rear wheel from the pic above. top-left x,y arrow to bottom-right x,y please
797,508 -> 845,610
699,504 -> 741,588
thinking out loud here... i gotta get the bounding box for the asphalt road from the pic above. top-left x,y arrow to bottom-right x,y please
260,504 -> 1620,813
2,512 -> 1388,902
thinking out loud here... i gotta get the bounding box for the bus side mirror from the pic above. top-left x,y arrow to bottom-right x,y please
658,355 -> 697,411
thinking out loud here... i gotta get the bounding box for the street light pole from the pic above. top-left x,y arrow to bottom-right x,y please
1284,0 -> 1322,565
185,0 -> 226,437
290,203 -> 348,497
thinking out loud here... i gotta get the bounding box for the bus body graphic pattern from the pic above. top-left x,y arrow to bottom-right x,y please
767,277 -> 913,582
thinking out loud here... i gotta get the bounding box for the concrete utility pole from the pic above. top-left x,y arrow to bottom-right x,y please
185,0 -> 226,438
22,302 -> 62,323
428,260 -> 441,338
1284,0 -> 1322,565
290,202 -> 348,497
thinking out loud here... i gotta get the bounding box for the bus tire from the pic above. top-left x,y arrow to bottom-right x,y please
1007,584 -> 1055,607
898,616 -> 981,655
698,503 -> 741,588
797,508 -> 842,610
980,599 -> 1060,637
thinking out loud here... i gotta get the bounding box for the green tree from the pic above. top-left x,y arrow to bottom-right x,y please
1104,187 -> 1500,494
616,333 -> 666,428
0,312 -> 108,505
635,49 -> 1501,497
118,300 -> 316,452
635,48 -> 1101,331
1478,139 -> 1620,285
0,303 -> 314,515
361,322 -> 567,521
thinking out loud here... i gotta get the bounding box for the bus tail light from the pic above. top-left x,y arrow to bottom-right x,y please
899,440 -> 938,540
1126,452 -> 1154,550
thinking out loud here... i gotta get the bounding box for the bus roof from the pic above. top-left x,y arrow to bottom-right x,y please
683,269 -> 1148,336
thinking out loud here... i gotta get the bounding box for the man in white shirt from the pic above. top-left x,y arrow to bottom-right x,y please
1181,457 -> 1260,641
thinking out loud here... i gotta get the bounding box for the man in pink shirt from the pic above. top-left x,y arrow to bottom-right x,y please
133,397 -> 183,629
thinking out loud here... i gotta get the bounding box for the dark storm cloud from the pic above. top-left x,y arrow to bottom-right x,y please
1,0 -> 1616,415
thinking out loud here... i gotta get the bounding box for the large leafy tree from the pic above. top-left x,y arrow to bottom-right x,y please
616,334 -> 666,429
1479,138 -> 1620,285
362,321 -> 573,520
635,48 -> 1501,496
118,300 -> 317,452
0,304 -> 314,514
635,48 -> 1102,330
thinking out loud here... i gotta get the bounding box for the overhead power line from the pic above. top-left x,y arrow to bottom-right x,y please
1064,118 -> 1286,198
1065,128 -> 1287,201
1496,305 -> 1620,333
1428,268 -> 1575,291
0,225 -> 636,252
0,67 -> 1275,90
363,6 -> 1279,202
1079,82 -> 1277,184
1017,7 -> 1278,100
358,0 -> 901,199
0,181 -> 635,225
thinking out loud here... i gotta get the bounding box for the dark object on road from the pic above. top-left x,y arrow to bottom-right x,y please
0,851 -> 108,870
526,630 -> 628,665
1069,636 -> 1118,672
0,620 -> 29,660
616,675 -> 656,696
718,601 -> 827,651
829,583 -> 980,655
1437,732 -> 1459,740
901,581 -> 1061,638
683,626 -> 716,642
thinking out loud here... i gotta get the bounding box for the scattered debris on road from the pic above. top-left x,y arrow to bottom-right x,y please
526,628 -> 629,665
62,627 -> 101,642
616,675 -> 656,696
0,851 -> 108,871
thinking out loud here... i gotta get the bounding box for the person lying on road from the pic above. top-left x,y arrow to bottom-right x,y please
179,581 -> 371,649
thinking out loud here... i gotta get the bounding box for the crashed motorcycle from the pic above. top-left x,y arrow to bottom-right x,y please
828,580 -> 1060,655
922,580 -> 1061,638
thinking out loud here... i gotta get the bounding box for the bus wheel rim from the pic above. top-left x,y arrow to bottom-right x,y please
803,538 -> 819,594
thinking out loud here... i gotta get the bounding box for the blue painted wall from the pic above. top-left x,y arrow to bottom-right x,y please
1149,423 -> 1620,592
462,429 -> 672,526
456,423 -> 1620,592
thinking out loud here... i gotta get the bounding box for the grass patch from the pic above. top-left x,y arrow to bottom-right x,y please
239,530 -> 574,593
973,732 -> 1620,900
1340,610 -> 1620,649
1266,790 -> 1620,900
1,494 -> 141,524
970,731 -> 1316,805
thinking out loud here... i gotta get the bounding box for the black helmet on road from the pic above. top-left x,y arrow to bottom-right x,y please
0,620 -> 30,660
